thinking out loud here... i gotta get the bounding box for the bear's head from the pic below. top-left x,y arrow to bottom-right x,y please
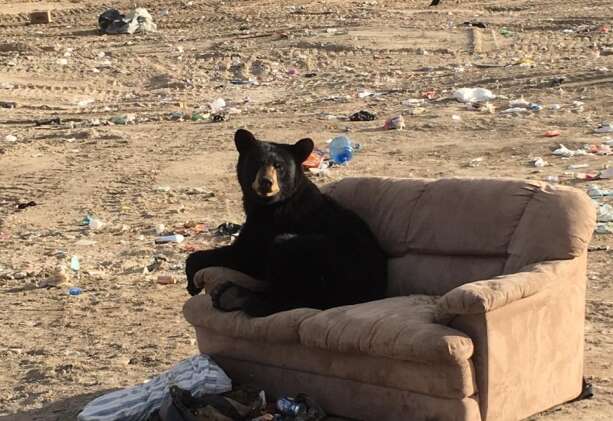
234,129 -> 314,205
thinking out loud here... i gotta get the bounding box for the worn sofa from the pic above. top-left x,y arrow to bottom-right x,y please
183,177 -> 596,421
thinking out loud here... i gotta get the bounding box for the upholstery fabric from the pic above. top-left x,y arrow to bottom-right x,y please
193,266 -> 267,294
450,255 -> 587,420
194,327 -> 477,399
298,296 -> 474,364
438,259 -> 575,315
215,356 -> 482,421
183,295 -> 318,343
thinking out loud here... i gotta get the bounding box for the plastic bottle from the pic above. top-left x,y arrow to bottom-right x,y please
68,287 -> 82,296
155,234 -> 185,244
70,256 -> 80,272
276,397 -> 307,417
329,136 -> 353,164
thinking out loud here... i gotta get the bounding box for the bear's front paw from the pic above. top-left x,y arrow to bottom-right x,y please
211,281 -> 252,312
186,278 -> 203,296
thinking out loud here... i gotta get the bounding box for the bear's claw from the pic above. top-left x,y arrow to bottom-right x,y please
211,281 -> 252,312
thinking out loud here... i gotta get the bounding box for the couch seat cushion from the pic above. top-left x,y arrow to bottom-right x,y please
298,296 -> 474,364
183,295 -> 320,344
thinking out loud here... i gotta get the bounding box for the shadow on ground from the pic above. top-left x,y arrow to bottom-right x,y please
0,389 -> 115,421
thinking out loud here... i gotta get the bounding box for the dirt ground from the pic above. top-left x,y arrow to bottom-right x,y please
0,0 -> 611,420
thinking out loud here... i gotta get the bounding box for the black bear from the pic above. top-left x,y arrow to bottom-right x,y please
185,129 -> 387,317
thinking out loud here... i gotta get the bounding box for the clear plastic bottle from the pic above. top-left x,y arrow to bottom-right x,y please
329,135 -> 353,164
276,397 -> 307,417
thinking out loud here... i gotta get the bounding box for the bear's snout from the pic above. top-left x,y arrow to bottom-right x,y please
252,165 -> 280,197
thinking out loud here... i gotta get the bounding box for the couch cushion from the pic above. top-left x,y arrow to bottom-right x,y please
298,296 -> 473,364
183,295 -> 319,344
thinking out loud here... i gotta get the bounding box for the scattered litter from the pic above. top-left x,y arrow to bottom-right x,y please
402,98 -> 425,107
454,88 -> 495,103
568,164 -> 589,170
357,90 -> 375,98
552,144 -> 587,158
110,114 -> 136,125
209,98 -> 226,113
191,112 -> 209,121
155,234 -> 185,244
587,185 -> 613,198
595,223 -> 613,234
421,90 -> 437,100
211,113 -> 226,122
4,134 -> 17,142
68,287 -> 82,296
467,157 -> 484,167
597,203 -> 613,222
531,157 -> 547,168
501,107 -> 529,114
302,149 -> 325,169
451,114 -> 462,122
349,110 -> 376,121
499,27 -> 513,37
157,275 -> 177,285
70,256 -> 80,272
78,355 -> 232,421
383,115 -> 405,130
329,135 -> 353,164
215,222 -> 242,237
600,168 -> 613,179
16,201 -> 37,210
0,101 -> 17,109
594,122 -> 612,133
98,8 -> 157,35
544,130 -> 561,137
544,175 -> 560,183
586,144 -> 611,155
509,98 -> 531,108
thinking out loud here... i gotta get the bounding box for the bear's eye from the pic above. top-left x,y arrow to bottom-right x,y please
274,163 -> 285,171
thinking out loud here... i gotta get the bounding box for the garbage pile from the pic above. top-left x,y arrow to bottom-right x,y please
98,8 -> 157,35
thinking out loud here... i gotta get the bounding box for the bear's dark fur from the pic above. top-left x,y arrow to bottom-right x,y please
185,129 -> 387,317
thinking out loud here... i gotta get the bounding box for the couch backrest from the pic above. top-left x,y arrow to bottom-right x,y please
323,177 -> 595,296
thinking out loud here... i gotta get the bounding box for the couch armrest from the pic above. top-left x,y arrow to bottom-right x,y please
438,260 -> 570,316
194,267 -> 268,294
445,255 -> 587,420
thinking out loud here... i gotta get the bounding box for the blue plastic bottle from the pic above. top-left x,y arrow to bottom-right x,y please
329,135 -> 353,164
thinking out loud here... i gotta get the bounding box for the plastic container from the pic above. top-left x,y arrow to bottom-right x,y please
68,287 -> 82,296
70,256 -> 80,272
329,136 -> 353,164
155,234 -> 185,244
276,397 -> 307,417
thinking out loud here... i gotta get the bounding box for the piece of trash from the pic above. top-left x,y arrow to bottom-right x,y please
586,144 -> 611,155
35,117 -> 61,126
463,21 -> 488,29
77,98 -> 95,108
588,185 -> 613,198
531,157 -> 547,167
190,112 -> 209,121
552,144 -> 587,158
549,104 -> 562,111
421,90 -> 437,100
544,175 -> 560,183
4,135 -> 17,143
383,115 -> 405,130
110,114 -> 136,125
600,168 -> 613,179
277,397 -> 307,417
595,222 -> 613,234
68,287 -> 82,296
594,122 -> 613,133
349,110 -> 376,121
597,203 -> 613,222
211,113 -> 226,122
98,8 -> 157,35
550,77 -> 566,87
529,103 -> 543,112
155,234 -> 185,244
287,68 -> 299,76
16,201 -> 37,210
155,224 -> 165,235
467,157 -> 484,167
30,11 -> 52,24
517,57 -> 535,67
215,223 -> 242,237
501,107 -> 530,114
88,217 -> 105,230
451,114 -> 462,122
157,275 -> 177,285
544,130 -> 561,137
70,256 -> 80,272
499,27 -> 513,37
209,98 -> 226,113
357,90 -> 374,98
568,164 -> 589,170
454,87 -> 495,103
78,355 -> 231,421
402,98 -> 426,107
328,135 -> 355,165
302,149 -> 325,169
0,101 -> 17,109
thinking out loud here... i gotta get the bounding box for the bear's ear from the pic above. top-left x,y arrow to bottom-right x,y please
234,129 -> 258,154
292,138 -> 314,163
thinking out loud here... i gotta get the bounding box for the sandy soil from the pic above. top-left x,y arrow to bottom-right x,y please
0,1 -> 611,420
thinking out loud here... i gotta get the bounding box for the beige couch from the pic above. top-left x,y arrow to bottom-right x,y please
183,177 -> 596,421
